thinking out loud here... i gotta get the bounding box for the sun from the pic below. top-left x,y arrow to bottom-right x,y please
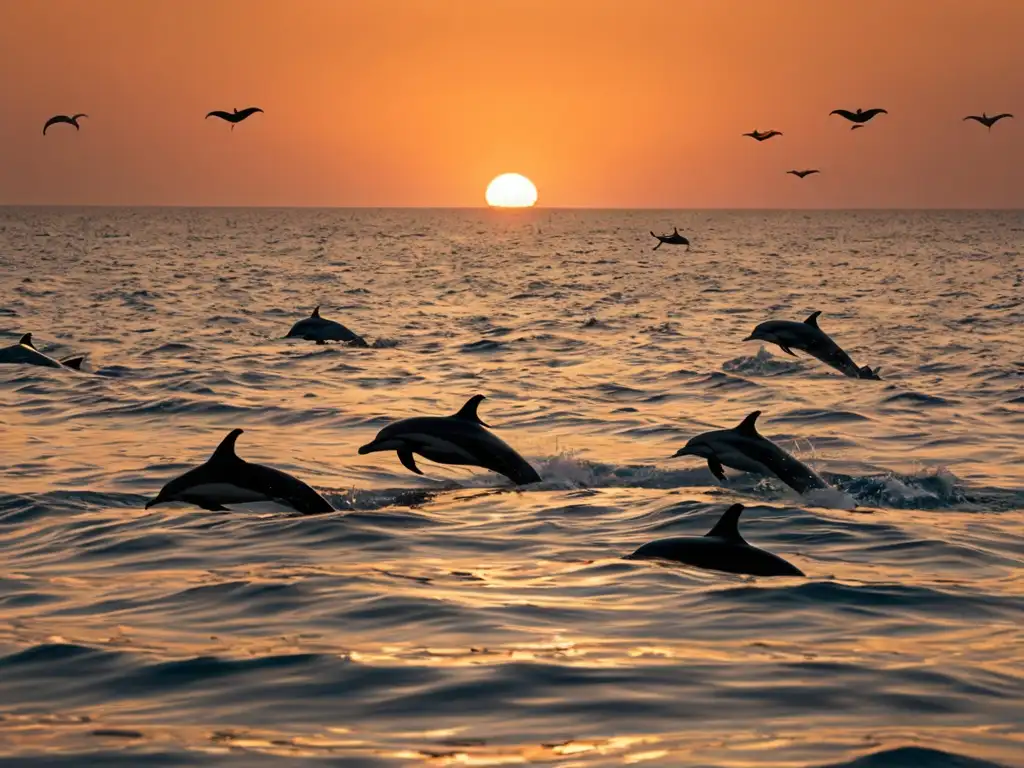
485,173 -> 538,208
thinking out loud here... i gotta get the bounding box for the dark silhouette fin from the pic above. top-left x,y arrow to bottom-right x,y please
707,457 -> 726,482
60,356 -> 85,370
859,365 -> 882,380
804,311 -> 822,328
705,504 -> 745,541
210,429 -> 244,463
779,344 -> 797,357
735,411 -> 762,438
311,306 -> 321,318
398,449 -> 422,475
453,394 -> 490,427
19,333 -> 35,349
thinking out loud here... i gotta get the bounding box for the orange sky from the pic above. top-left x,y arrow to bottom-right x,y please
2,0 -> 1023,208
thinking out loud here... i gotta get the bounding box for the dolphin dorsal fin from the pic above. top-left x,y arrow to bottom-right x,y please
735,410 -> 762,438
210,429 -> 244,462
804,311 -> 822,328
19,333 -> 35,349
311,305 -> 321,318
705,504 -> 745,541
453,394 -> 490,427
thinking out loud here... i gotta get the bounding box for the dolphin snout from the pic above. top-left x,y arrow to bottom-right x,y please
144,496 -> 161,509
670,447 -> 693,459
357,442 -> 378,455
742,334 -> 758,342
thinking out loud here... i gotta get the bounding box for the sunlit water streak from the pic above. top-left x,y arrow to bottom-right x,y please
0,208 -> 1022,767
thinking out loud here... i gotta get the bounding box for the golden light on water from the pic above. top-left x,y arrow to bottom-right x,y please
485,174 -> 538,208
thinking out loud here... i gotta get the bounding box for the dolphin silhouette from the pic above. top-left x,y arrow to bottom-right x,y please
650,228 -> 690,250
358,394 -> 541,486
744,310 -> 881,380
146,429 -> 334,514
671,411 -> 828,494
0,333 -> 85,370
627,503 -> 804,577
286,306 -> 368,346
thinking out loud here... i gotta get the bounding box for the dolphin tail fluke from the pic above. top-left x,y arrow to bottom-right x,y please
705,503 -> 745,541
454,394 -> 489,427
60,355 -> 85,370
858,365 -> 882,380
19,333 -> 35,349
398,449 -> 423,475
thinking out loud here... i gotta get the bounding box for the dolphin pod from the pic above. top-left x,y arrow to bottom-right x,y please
286,306 -> 368,346
358,394 -> 541,486
744,310 -> 881,380
146,429 -> 334,514
672,410 -> 828,495
0,333 -> 85,370
627,503 -> 804,577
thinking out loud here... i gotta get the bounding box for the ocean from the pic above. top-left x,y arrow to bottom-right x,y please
0,207 -> 1021,767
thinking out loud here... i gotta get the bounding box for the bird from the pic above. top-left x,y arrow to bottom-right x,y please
743,129 -> 783,141
205,107 -> 264,129
786,169 -> 820,179
830,108 -> 888,124
43,114 -> 88,135
963,112 -> 1013,130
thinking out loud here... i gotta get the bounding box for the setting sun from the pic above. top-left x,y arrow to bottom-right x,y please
485,173 -> 538,208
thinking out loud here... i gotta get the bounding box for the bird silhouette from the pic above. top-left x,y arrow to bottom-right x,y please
850,125 -> 866,131
205,107 -> 264,130
786,169 -> 820,179
963,112 -> 1013,130
742,129 -> 783,141
651,228 -> 690,250
830,108 -> 888,124
43,114 -> 88,135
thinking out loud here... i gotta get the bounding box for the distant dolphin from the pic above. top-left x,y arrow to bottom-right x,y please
358,394 -> 541,486
43,113 -> 88,135
671,411 -> 828,494
650,228 -> 690,250
744,310 -> 881,380
145,428 -> 334,514
286,306 -> 368,346
627,503 -> 804,577
0,333 -> 85,370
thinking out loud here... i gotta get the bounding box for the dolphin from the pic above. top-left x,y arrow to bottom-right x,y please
0,333 -> 85,370
744,311 -> 881,380
627,503 -> 804,577
145,429 -> 334,514
650,228 -> 690,250
358,394 -> 541,486
671,410 -> 828,494
286,306 -> 368,347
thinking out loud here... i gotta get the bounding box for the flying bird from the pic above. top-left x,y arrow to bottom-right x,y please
830,108 -> 888,124
963,112 -> 1013,130
205,107 -> 264,129
743,129 -> 783,141
786,169 -> 820,179
43,114 -> 88,135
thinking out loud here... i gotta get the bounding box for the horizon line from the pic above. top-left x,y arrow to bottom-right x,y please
2,204 -> 1024,212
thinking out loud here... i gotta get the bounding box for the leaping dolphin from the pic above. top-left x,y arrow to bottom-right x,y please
627,503 -> 804,577
671,411 -> 828,494
358,394 -> 541,486
744,310 -> 881,380
145,429 -> 334,514
650,228 -> 690,251
286,306 -> 368,346
0,333 -> 85,370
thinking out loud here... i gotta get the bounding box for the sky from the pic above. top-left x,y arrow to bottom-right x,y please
2,0 -> 1024,208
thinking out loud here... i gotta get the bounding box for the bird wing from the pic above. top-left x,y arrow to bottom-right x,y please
805,169 -> 820,175
42,115 -> 70,135
830,109 -> 855,120
862,108 -> 888,119
963,115 -> 983,123
71,113 -> 88,121
235,107 -> 264,120
206,110 -> 233,120
993,113 -> 1013,121
767,130 -> 782,138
